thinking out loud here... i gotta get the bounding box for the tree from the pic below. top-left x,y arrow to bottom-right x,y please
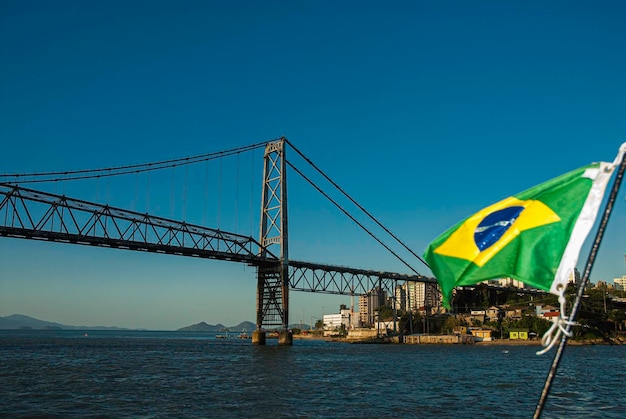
399,311 -> 422,335
441,314 -> 464,334
608,309 -> 626,334
377,304 -> 395,322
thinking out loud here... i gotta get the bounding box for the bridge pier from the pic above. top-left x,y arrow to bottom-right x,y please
252,330 -> 266,345
278,330 -> 293,346
251,330 -> 293,346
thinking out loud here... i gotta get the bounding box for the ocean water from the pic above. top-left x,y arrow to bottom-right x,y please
0,330 -> 624,418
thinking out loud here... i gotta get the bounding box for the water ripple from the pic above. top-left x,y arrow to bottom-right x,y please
1,331 -> 623,418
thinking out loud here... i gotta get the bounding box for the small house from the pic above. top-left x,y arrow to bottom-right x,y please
509,328 -> 529,340
470,329 -> 493,342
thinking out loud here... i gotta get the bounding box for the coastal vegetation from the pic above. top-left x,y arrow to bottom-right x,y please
374,283 -> 625,342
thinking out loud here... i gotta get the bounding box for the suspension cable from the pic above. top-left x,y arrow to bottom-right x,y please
285,138 -> 430,271
1,141 -> 268,183
286,160 -> 422,277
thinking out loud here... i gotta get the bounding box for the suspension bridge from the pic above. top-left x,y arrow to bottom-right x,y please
0,137 -> 442,345
0,137 -> 547,344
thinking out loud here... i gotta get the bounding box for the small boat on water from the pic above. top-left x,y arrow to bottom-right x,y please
216,330 -> 251,339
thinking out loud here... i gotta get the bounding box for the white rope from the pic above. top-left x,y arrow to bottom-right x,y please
536,284 -> 576,355
537,144 -> 625,356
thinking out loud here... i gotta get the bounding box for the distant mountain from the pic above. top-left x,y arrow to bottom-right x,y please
176,320 -> 314,332
177,320 -> 255,332
0,315 -> 25,330
2,315 -> 263,333
0,314 -> 67,330
0,314 -> 128,330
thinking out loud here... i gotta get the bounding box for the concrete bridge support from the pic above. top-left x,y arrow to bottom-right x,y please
278,330 -> 293,345
252,330 -> 266,345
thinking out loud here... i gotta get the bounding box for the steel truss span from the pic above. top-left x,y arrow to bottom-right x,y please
288,260 -> 436,295
0,183 -> 276,265
0,183 -> 527,300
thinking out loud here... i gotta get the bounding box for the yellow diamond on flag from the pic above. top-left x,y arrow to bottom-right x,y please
434,197 -> 561,267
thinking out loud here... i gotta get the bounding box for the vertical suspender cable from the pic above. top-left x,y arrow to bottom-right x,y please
183,165 -> 188,222
235,152 -> 240,233
203,160 -> 209,226
170,167 -> 176,218
217,159 -> 222,229
133,172 -> 139,212
146,172 -> 150,214
96,176 -> 100,204
249,148 -> 254,236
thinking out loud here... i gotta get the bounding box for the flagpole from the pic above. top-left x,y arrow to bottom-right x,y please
533,150 -> 626,419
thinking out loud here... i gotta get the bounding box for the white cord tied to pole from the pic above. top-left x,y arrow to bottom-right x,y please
534,143 -> 626,418
536,283 -> 576,355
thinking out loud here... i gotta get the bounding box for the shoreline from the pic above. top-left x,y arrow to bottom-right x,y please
293,333 -> 625,346
476,339 -> 540,346
477,337 -> 625,346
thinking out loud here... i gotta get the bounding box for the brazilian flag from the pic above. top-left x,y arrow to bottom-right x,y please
424,161 -> 615,309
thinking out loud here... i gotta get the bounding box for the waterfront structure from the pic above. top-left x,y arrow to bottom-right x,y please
535,304 -> 559,318
470,309 -> 486,323
485,306 -> 502,322
504,306 -> 524,320
322,313 -> 343,330
509,329 -> 529,340
469,329 -> 493,342
373,320 -> 398,335
323,307 -> 358,331
394,285 -> 406,312
404,334 -> 474,344
393,282 -> 439,314
358,294 -> 368,325
359,287 -> 386,326
481,274 -> 587,290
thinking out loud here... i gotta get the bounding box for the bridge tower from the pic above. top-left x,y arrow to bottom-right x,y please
253,137 -> 292,345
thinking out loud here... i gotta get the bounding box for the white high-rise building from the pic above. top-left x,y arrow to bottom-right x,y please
615,276 -> 626,291
394,282 -> 440,313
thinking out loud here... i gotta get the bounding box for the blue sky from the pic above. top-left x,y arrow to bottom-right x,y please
1,1 -> 624,330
